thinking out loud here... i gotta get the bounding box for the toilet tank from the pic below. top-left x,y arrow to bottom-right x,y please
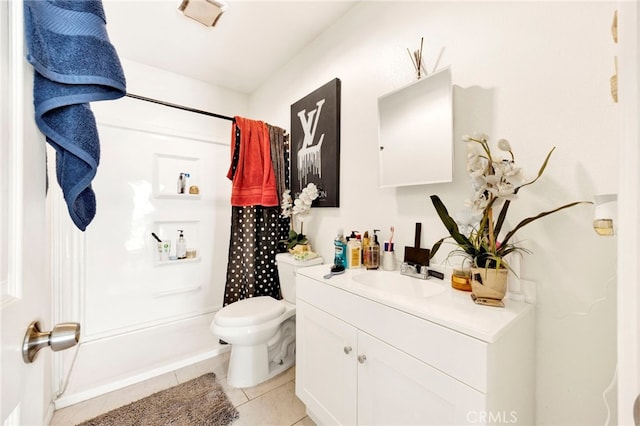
276,253 -> 323,303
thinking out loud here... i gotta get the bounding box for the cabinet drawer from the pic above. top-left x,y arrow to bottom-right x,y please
297,274 -> 489,392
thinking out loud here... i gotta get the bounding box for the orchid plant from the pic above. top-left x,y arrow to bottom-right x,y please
281,183 -> 319,250
430,133 -> 589,270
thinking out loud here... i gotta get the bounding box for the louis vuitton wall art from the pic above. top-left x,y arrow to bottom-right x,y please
290,78 -> 341,207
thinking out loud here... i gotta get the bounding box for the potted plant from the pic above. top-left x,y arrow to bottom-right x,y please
430,133 -> 590,305
280,183 -> 319,255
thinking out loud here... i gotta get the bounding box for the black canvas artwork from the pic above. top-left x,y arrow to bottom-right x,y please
290,78 -> 341,207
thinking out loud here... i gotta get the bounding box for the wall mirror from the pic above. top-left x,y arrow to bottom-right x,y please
378,67 -> 453,187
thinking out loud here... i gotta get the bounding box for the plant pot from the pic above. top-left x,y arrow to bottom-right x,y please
470,267 -> 508,306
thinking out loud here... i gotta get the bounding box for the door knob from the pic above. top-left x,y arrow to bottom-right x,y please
343,346 -> 352,354
358,354 -> 366,364
634,392 -> 640,425
22,321 -> 80,364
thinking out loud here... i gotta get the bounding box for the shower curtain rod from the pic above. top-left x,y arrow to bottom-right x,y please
125,93 -> 235,122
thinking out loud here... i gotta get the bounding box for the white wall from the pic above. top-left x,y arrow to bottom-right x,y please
53,59 -> 244,405
250,2 -> 619,424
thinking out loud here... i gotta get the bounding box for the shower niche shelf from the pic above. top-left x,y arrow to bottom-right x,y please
153,152 -> 201,199
152,220 -> 200,265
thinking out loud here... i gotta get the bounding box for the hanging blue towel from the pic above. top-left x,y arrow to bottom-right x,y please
24,0 -> 126,231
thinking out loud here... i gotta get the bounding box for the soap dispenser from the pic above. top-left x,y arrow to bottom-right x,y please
176,230 -> 187,259
366,229 -> 380,270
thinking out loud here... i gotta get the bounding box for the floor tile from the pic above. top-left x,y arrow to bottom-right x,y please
234,381 -> 307,426
220,379 -> 250,407
241,366 -> 296,400
50,356 -> 309,426
293,416 -> 316,426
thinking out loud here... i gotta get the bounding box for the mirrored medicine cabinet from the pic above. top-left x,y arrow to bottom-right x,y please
377,67 -> 453,187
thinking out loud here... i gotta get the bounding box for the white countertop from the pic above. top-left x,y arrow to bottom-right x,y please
297,264 -> 533,343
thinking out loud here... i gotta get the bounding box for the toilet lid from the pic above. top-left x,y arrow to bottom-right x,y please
215,296 -> 286,327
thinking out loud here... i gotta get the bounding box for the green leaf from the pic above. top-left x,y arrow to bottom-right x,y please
429,237 -> 447,259
494,199 -> 511,238
516,147 -> 555,192
430,195 -> 472,248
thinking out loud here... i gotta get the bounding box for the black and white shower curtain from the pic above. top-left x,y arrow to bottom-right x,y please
222,123 -> 289,307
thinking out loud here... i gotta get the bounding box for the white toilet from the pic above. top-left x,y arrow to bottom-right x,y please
211,252 -> 322,388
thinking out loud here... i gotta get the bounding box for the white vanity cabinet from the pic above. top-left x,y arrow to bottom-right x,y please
295,267 -> 534,426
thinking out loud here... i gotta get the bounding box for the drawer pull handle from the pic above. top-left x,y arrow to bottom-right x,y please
344,346 -> 352,354
358,354 -> 366,364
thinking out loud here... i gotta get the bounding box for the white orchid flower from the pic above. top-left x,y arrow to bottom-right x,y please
281,190 -> 293,218
497,139 -> 512,152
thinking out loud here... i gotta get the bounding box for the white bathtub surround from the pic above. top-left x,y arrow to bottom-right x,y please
51,59 -> 247,406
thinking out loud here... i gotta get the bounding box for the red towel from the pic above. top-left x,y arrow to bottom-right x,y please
227,116 -> 279,207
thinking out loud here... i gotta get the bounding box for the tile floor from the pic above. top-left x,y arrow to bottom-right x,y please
50,353 -> 315,426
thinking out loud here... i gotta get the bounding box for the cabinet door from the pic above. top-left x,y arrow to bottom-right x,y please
357,331 -> 485,425
296,300 -> 358,425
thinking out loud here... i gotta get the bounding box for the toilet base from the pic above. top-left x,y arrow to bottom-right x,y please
225,317 -> 296,388
226,341 -> 296,388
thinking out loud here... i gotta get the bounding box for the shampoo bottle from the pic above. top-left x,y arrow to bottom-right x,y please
176,230 -> 187,259
334,229 -> 347,269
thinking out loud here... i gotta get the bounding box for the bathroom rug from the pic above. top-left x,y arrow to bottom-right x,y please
77,373 -> 238,426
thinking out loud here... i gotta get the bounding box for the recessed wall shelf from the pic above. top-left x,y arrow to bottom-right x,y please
153,153 -> 201,199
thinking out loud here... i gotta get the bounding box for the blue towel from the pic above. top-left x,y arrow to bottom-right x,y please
24,0 -> 126,231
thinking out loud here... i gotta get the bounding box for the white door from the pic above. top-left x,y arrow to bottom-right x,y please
1,1 -> 51,425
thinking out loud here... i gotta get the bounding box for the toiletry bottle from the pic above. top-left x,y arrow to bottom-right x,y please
334,229 -> 347,269
178,173 -> 186,194
366,229 -> 381,270
362,231 -> 370,268
347,231 -> 362,269
176,230 -> 187,259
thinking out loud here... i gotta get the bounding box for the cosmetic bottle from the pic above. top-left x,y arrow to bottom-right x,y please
362,231 -> 370,267
366,229 -> 380,270
176,230 -> 187,259
347,231 -> 362,269
333,229 -> 347,269
178,173 -> 186,194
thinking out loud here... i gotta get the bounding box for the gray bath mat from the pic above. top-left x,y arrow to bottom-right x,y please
77,373 -> 239,426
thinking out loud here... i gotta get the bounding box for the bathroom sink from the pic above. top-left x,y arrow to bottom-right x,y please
351,270 -> 445,299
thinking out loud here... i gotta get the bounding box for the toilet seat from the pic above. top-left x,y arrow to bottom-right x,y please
215,296 -> 285,327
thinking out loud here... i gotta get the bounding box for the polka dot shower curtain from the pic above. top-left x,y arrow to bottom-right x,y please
223,122 -> 289,306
